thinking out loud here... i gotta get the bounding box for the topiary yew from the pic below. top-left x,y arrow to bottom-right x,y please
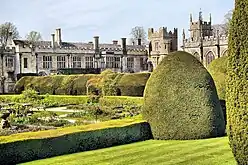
143,51 -> 225,140
207,56 -> 228,100
226,0 -> 248,164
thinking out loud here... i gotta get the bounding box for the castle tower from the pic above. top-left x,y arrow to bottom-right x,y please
147,27 -> 178,68
189,10 -> 212,41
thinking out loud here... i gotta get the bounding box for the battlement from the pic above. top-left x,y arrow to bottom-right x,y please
190,21 -> 211,26
148,27 -> 178,40
183,34 -> 228,47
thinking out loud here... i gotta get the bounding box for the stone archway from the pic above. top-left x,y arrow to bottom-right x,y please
205,51 -> 215,66
193,52 -> 201,61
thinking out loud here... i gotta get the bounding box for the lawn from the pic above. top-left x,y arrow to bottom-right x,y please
20,137 -> 235,165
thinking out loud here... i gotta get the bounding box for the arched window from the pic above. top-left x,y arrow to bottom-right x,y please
205,51 -> 215,66
222,50 -> 228,57
193,52 -> 200,61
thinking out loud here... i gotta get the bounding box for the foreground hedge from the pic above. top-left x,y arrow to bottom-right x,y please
143,51 -> 225,140
226,1 -> 248,164
0,119 -> 152,165
14,72 -> 151,97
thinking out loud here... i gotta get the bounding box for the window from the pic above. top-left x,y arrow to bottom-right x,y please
106,57 -> 120,68
106,57 -> 114,68
127,57 -> 134,69
24,58 -> 28,68
5,57 -> 14,68
140,57 -> 144,70
155,42 -> 159,51
114,57 -> 120,68
85,56 -> 94,68
72,56 -> 81,68
43,56 -> 52,69
206,51 -> 215,66
101,57 -> 105,68
57,56 -> 66,69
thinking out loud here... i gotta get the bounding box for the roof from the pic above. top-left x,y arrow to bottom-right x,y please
13,39 -> 146,51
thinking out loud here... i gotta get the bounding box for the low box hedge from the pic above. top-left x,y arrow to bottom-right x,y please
0,119 -> 152,165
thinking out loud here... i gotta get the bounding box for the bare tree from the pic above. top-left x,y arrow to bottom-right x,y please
0,22 -> 19,93
223,10 -> 233,35
130,26 -> 147,45
0,22 -> 19,48
26,31 -> 42,43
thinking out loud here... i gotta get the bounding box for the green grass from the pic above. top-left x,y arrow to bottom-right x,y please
20,137 -> 235,165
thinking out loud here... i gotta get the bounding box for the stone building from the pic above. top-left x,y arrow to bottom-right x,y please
1,27 -> 178,93
181,11 -> 228,67
147,27 -> 178,69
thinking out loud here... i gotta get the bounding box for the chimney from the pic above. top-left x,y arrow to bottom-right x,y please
51,34 -> 55,48
113,40 -> 118,45
138,39 -> 141,45
121,38 -> 126,52
94,36 -> 99,50
55,28 -> 62,46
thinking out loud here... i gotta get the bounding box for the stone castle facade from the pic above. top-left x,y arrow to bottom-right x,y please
1,27 -> 178,93
181,11 -> 228,67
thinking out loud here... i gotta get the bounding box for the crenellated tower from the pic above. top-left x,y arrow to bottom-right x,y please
189,10 -> 212,41
181,10 -> 228,68
147,27 -> 178,69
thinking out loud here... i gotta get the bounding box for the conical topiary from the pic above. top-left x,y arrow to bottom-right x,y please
226,0 -> 248,164
142,51 -> 225,140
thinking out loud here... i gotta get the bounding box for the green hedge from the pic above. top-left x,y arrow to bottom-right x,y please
0,119 -> 152,165
143,51 -> 225,140
207,56 -> 228,100
117,73 -> 150,96
14,72 -> 151,97
226,1 -> 248,164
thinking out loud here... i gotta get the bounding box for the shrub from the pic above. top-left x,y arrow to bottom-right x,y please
117,73 -> 150,96
14,73 -> 151,96
100,96 -> 144,107
207,56 -> 228,100
14,76 -> 35,94
226,1 -> 248,164
0,119 -> 152,165
73,74 -> 96,95
142,51 -> 225,140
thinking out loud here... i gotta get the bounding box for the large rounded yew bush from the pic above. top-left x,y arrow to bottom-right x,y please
142,51 -> 225,140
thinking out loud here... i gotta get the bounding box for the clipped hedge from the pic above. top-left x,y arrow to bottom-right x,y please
207,56 -> 228,100
226,1 -> 248,164
0,119 -> 152,165
143,51 -> 225,140
117,73 -> 150,96
14,72 -> 151,96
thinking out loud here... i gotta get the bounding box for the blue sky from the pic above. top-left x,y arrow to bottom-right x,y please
1,0 -> 234,45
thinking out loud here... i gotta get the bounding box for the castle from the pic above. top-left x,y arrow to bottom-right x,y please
0,11 -> 229,94
0,27 -> 178,93
181,11 -> 228,67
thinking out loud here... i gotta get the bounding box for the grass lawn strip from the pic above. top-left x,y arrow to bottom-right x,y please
20,137 -> 236,165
